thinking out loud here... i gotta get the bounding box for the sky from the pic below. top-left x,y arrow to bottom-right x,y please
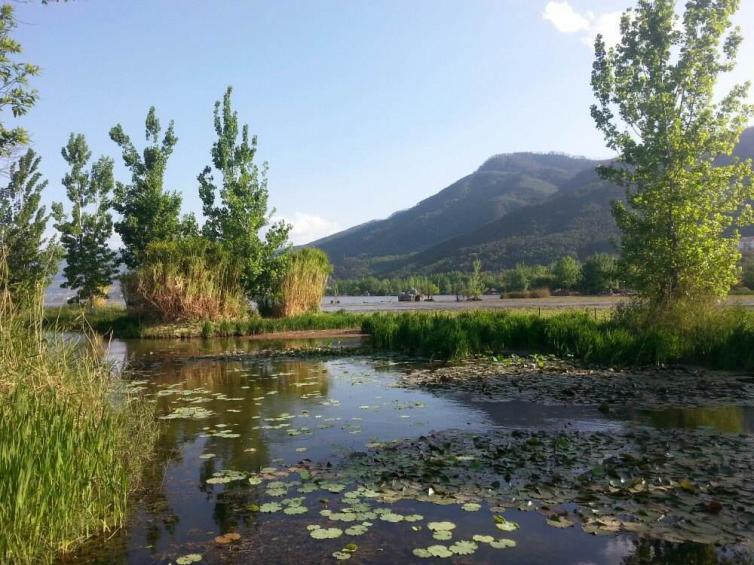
12,0 -> 754,244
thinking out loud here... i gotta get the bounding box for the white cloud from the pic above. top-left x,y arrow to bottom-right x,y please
542,1 -> 591,33
587,11 -> 623,47
278,212 -> 340,245
542,1 -> 622,47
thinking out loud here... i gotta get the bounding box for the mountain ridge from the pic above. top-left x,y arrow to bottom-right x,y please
310,128 -> 754,277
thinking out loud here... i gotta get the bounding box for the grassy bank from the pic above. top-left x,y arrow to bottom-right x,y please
362,309 -> 754,369
46,304 -> 754,370
1,303 -> 157,563
45,305 -> 368,339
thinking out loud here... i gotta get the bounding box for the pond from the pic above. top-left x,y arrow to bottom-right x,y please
70,337 -> 754,564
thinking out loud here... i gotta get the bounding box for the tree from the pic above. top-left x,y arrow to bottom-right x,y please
591,0 -> 754,310
198,86 -> 291,302
0,5 -> 39,163
0,149 -> 61,303
580,253 -> 618,294
553,256 -> 582,291
52,134 -> 119,304
465,257 -> 484,299
110,107 -> 183,269
507,264 -> 530,292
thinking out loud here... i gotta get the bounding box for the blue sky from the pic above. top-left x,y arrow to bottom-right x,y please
13,0 -> 754,243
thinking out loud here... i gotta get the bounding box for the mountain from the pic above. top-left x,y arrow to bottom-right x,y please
310,127 -> 754,277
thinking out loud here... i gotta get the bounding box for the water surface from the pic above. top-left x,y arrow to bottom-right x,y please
70,338 -> 753,564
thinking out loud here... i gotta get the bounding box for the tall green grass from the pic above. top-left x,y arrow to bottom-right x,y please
1,291 -> 157,561
362,308 -> 754,369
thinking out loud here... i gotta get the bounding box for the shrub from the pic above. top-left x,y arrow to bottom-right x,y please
123,237 -> 247,322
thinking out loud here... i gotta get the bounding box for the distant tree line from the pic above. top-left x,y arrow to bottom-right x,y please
330,253 -> 622,297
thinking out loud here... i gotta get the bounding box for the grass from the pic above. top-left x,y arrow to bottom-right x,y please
362,308 -> 754,369
1,297 -> 157,562
45,302 -> 754,370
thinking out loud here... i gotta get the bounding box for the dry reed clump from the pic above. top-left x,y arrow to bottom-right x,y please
123,238 -> 247,323
276,248 -> 333,317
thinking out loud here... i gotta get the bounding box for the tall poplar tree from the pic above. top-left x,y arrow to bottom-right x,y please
0,5 -> 38,162
110,107 -> 182,269
52,134 -> 119,304
0,5 -> 60,304
198,86 -> 291,302
591,0 -> 754,310
0,149 -> 61,303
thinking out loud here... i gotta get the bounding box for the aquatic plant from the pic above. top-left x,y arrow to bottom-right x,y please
0,271 -> 157,563
362,308 -> 754,369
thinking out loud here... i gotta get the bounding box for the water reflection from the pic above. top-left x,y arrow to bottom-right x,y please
622,538 -> 754,565
634,406 -> 754,434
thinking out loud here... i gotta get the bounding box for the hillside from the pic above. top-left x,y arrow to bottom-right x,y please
311,128 -> 754,277
311,153 -> 597,272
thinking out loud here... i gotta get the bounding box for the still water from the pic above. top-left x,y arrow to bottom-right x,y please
70,337 -> 754,564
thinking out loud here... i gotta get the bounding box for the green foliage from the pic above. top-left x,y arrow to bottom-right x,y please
363,308 -> 754,369
198,86 -> 291,302
0,273 -> 157,563
0,149 -> 61,306
591,0 -> 754,309
506,264 -> 530,292
580,253 -> 618,294
465,257 -> 484,299
553,256 -> 581,291
123,237 -> 247,323
0,5 -> 39,158
110,107 -> 183,269
244,311 -> 364,335
52,133 -> 119,304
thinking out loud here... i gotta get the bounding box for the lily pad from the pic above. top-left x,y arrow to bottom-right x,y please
489,538 -> 517,549
449,540 -> 478,556
427,521 -> 456,531
310,527 -> 344,540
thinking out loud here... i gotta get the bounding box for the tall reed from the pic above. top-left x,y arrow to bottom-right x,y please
123,237 -> 247,322
275,248 -> 332,317
0,258 -> 157,563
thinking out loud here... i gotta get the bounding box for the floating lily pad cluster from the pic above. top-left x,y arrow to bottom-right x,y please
330,427 -> 754,545
159,406 -> 214,420
402,357 -> 754,408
